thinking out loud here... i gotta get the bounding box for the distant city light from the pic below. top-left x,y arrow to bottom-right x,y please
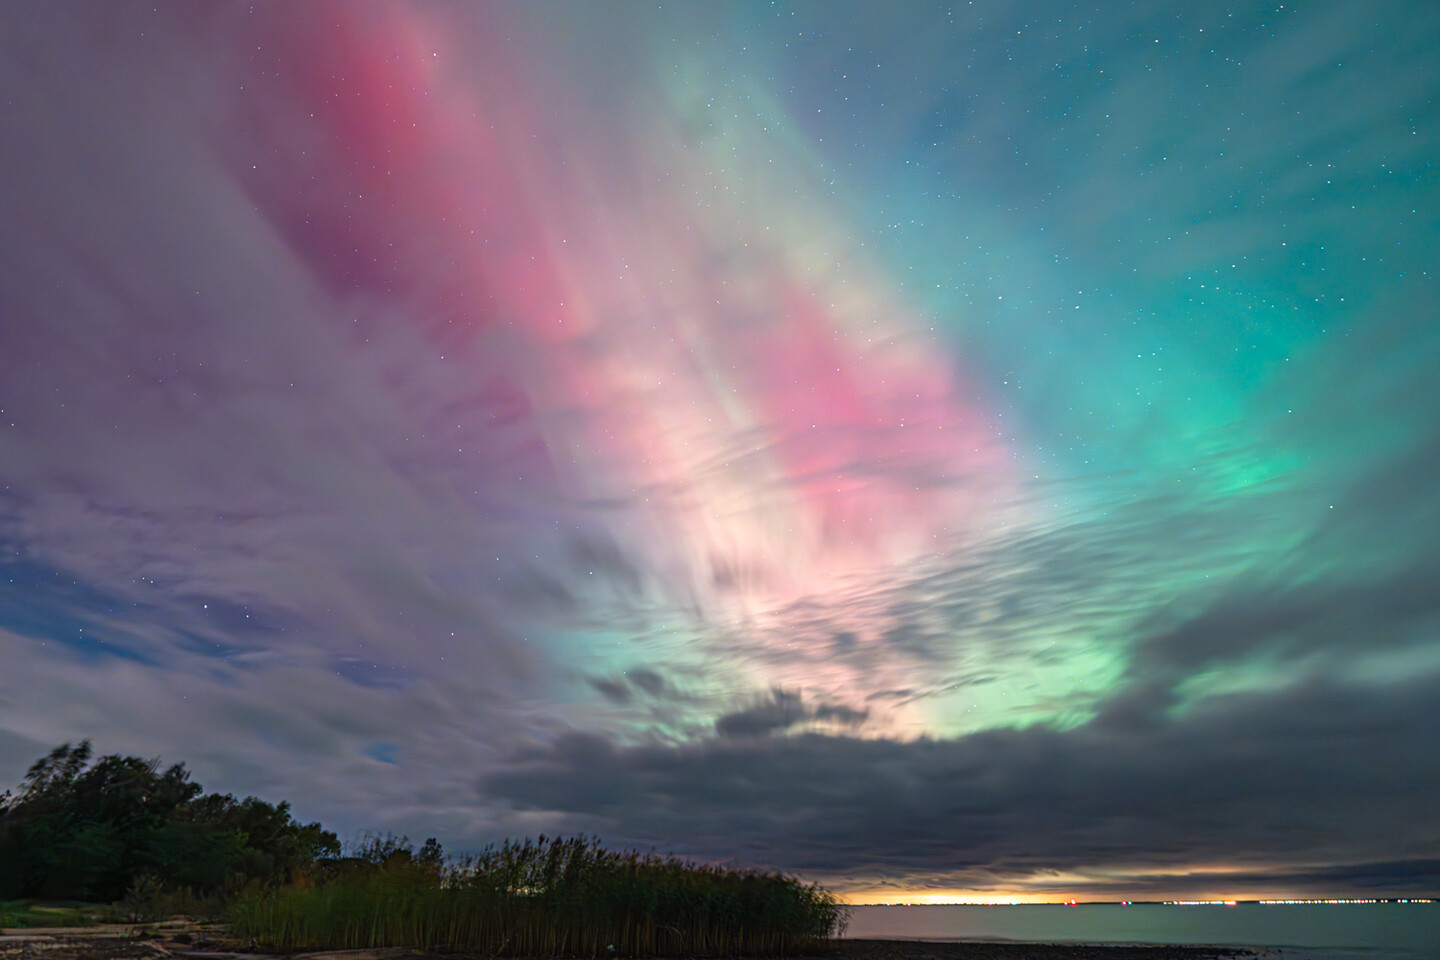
1256,898 -> 1429,905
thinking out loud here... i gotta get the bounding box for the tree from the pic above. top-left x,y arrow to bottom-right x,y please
0,742 -> 339,901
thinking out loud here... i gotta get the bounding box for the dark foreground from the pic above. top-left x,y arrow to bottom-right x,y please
0,931 -> 1260,960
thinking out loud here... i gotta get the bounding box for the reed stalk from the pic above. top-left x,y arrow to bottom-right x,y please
229,835 -> 844,956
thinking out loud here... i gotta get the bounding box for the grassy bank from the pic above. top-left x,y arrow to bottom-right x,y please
229,836 -> 846,956
0,900 -> 111,928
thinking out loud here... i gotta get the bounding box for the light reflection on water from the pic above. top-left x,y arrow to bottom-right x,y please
843,902 -> 1440,960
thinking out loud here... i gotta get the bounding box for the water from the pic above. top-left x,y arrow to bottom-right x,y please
843,902 -> 1440,960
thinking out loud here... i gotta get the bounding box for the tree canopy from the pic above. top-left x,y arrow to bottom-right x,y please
0,741 -> 339,901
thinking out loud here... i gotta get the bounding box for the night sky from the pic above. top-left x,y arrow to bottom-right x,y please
3,1 -> 1438,902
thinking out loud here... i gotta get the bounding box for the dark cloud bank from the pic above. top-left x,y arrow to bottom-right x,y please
489,674 -> 1440,897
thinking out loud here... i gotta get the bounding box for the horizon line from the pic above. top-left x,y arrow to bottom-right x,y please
840,897 -> 1438,906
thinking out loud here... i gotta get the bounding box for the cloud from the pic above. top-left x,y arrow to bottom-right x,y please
1,0 -> 1438,902
590,678 -> 635,706
0,624 -> 540,843
628,669 -> 668,697
715,689 -> 809,739
715,688 -> 868,739
487,672 -> 1440,895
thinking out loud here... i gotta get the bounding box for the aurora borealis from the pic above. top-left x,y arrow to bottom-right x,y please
2,0 -> 1438,900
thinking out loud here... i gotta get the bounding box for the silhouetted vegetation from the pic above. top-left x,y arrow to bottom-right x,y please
2,745 -> 845,954
0,741 -> 338,904
230,834 -> 846,955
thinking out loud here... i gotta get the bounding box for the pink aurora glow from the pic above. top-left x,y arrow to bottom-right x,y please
226,3 -> 1020,718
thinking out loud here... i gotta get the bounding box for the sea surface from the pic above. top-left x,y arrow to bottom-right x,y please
843,902 -> 1440,960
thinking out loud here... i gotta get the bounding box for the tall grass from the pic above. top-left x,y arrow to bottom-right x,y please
229,835 -> 846,955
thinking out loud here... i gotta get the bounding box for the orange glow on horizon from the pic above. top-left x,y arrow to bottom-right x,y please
839,890 -> 1077,906
838,890 -> 1425,906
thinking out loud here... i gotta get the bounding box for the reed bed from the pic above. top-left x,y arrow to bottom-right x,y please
228,835 -> 846,956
